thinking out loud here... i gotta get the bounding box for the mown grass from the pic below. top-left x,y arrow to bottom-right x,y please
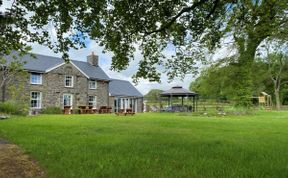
0,111 -> 288,178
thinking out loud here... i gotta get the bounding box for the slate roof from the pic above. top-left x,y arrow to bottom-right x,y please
4,52 -> 63,73
109,79 -> 143,97
4,52 -> 110,81
71,60 -> 109,80
161,86 -> 198,96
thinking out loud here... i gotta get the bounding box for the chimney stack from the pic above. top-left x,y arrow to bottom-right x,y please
87,52 -> 99,67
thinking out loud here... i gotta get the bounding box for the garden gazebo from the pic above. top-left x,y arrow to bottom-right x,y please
160,86 -> 198,112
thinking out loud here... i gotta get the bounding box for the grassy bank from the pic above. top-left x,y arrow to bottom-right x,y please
0,111 -> 288,177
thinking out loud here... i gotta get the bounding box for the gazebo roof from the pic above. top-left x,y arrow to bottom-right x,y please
160,86 -> 198,97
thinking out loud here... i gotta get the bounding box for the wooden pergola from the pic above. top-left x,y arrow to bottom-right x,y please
160,86 -> 198,112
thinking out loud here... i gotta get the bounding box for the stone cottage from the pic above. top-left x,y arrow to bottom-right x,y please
1,52 -> 143,113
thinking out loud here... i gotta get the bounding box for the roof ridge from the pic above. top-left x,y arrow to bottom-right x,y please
32,52 -> 88,64
30,52 -> 62,60
111,78 -> 131,82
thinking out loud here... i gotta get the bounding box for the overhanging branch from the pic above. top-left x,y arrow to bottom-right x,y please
144,0 -> 210,35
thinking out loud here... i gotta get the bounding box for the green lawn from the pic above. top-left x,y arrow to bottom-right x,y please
0,111 -> 288,178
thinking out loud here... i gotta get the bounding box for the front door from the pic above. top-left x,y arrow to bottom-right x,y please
63,94 -> 73,108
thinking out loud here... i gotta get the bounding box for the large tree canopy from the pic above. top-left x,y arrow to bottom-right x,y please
1,0 -> 287,106
189,55 -> 271,99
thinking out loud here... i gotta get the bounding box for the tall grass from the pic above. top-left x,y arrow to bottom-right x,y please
0,111 -> 288,177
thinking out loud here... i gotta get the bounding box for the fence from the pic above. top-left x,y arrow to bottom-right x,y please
144,97 -> 286,112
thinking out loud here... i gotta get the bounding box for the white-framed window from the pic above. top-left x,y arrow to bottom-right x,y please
30,73 -> 42,85
88,96 -> 97,108
89,80 -> 97,89
64,75 -> 73,87
63,94 -> 73,107
30,91 -> 41,108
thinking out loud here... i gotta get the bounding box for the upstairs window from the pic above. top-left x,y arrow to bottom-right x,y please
89,80 -> 97,89
30,73 -> 42,85
65,75 -> 73,87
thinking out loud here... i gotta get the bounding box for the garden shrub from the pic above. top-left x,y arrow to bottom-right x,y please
41,107 -> 62,114
225,106 -> 254,115
0,100 -> 28,116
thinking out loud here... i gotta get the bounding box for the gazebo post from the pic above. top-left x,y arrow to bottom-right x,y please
193,96 -> 195,112
196,95 -> 198,112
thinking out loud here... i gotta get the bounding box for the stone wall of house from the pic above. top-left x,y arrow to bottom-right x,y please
109,96 -> 115,112
28,63 -> 109,110
88,80 -> 109,108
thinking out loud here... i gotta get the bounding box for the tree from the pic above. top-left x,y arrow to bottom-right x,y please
1,0 -> 288,107
144,89 -> 163,102
0,1 -> 32,56
190,57 -> 272,102
1,0 -> 32,102
267,53 -> 288,110
189,63 -> 237,100
257,40 -> 288,110
0,51 -> 29,102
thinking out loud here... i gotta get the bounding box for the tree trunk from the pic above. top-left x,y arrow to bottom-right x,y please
1,82 -> 6,102
234,38 -> 258,108
274,88 -> 281,110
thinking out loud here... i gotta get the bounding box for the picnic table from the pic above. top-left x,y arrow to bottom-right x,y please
78,106 -> 97,114
116,108 -> 135,116
63,106 -> 72,114
99,106 -> 112,114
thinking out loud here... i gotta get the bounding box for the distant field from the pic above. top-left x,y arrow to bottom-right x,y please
0,111 -> 288,178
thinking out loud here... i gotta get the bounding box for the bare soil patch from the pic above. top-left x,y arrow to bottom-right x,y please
0,139 -> 45,178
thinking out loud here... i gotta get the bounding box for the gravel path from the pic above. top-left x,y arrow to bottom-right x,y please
0,139 -> 45,178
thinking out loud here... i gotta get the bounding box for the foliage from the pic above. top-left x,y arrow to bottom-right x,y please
190,58 -> 270,100
144,89 -> 163,102
190,62 -> 237,100
0,112 -> 288,177
0,50 -> 31,102
257,40 -> 288,110
0,0 -> 32,57
0,100 -> 28,115
41,107 -> 62,114
1,1 -> 286,81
